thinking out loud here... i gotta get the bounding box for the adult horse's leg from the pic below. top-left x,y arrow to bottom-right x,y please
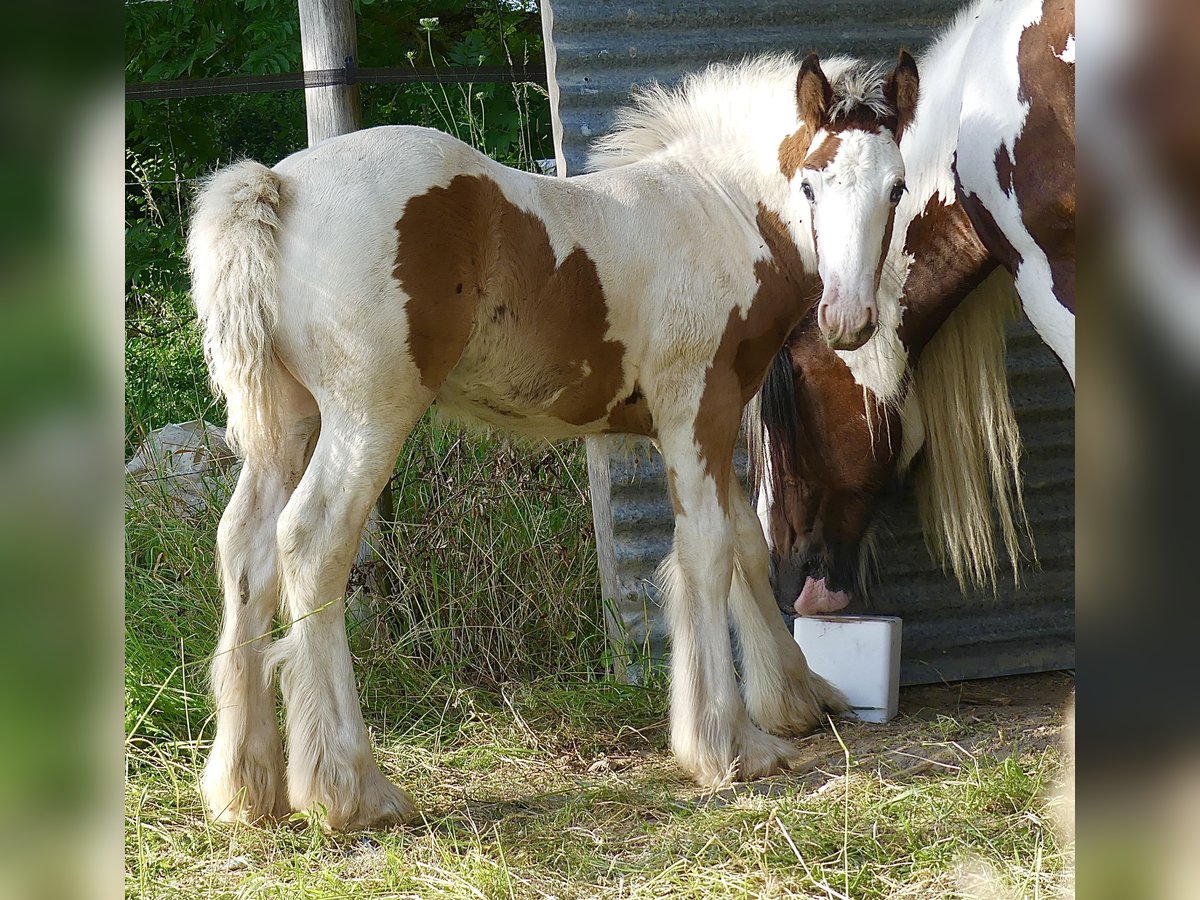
655,419 -> 799,787
203,385 -> 319,823
271,399 -> 429,831
725,472 -> 846,736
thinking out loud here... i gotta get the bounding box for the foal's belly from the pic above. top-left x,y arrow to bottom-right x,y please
434,320 -> 653,440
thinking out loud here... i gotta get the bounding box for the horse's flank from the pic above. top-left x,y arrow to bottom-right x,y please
258,124 -> 786,447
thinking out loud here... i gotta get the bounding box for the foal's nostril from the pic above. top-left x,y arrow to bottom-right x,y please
866,305 -> 878,328
856,318 -> 877,345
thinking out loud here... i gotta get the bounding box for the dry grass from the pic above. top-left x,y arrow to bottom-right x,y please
126,422 -> 1074,898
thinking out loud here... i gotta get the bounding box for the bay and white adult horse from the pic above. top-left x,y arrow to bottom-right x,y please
188,53 -> 918,829
752,0 -> 1075,613
813,0 -> 1075,376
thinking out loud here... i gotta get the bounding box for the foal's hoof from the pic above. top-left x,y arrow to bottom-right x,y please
677,725 -> 801,789
202,755 -> 289,825
323,772 -> 419,832
735,728 -> 804,782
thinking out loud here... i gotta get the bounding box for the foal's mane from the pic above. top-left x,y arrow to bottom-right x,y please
587,54 -> 892,172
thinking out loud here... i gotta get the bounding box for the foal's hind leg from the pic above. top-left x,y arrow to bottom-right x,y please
272,403 -> 427,831
203,411 -> 317,822
725,473 -> 846,736
655,420 -> 799,787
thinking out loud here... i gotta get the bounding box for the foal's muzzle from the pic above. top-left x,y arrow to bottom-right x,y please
818,298 -> 877,351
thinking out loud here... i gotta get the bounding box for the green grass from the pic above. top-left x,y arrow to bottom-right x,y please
126,425 -> 1072,898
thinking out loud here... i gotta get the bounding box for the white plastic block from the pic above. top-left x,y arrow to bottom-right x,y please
793,615 -> 902,723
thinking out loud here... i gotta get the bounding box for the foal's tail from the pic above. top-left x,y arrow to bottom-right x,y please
187,160 -> 286,464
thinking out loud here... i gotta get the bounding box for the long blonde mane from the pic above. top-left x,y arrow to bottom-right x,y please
912,270 -> 1034,592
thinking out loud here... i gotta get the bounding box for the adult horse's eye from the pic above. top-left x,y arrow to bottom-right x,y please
801,182 -> 815,202
890,181 -> 906,204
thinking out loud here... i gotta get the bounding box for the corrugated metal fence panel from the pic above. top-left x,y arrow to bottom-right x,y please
549,0 -> 964,177
546,1 -> 1075,685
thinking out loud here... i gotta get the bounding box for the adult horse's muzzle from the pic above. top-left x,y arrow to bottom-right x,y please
774,550 -> 853,617
818,295 -> 877,351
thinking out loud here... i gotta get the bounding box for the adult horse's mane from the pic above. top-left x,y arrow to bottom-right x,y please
586,54 -> 891,172
909,273 -> 1030,592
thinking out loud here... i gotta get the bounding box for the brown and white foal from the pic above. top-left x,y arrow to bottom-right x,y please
188,53 -> 916,830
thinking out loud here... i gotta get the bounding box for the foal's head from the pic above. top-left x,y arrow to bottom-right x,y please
783,52 -> 919,350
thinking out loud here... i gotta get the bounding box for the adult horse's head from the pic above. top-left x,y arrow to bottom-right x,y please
783,51 -> 919,350
750,325 -> 905,616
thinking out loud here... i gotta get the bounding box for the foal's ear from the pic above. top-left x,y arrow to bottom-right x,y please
796,53 -> 834,133
883,49 -> 919,139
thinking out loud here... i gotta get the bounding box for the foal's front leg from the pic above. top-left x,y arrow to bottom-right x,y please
656,424 -> 799,787
725,473 -> 846,736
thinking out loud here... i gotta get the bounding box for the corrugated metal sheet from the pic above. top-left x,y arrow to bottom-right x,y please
547,0 -> 965,177
545,1 -> 1075,685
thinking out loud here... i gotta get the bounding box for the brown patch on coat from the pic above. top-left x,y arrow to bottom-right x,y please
394,174 -> 628,423
604,385 -> 654,436
778,125 -> 814,180
802,134 -> 843,172
956,150 -> 1026,283
694,205 -> 820,514
238,572 -> 250,606
1010,0 -> 1076,312
994,145 -> 1016,197
393,179 -> 479,390
779,118 -> 894,181
899,194 -> 996,353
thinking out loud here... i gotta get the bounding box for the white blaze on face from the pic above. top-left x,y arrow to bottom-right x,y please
802,128 -> 906,349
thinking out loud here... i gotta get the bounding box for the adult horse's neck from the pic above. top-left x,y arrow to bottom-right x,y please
847,0 -> 995,392
896,196 -> 996,356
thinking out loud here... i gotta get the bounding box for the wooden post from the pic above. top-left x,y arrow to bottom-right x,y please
297,0 -> 388,619
297,0 -> 360,145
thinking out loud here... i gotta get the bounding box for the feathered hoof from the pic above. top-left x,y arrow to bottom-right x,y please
202,750 -> 289,825
675,720 -> 802,789
748,666 -> 849,738
292,764 -> 419,832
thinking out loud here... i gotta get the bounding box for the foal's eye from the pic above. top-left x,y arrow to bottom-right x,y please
890,181 -> 906,204
801,182 -> 815,202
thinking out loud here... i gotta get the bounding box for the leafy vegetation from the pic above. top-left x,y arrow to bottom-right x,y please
124,0 -> 550,448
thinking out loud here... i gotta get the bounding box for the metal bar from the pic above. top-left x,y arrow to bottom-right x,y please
125,64 -> 548,101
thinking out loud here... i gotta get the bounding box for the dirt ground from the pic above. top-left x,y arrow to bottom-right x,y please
812,670 -> 1072,768
687,670 -> 1076,804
